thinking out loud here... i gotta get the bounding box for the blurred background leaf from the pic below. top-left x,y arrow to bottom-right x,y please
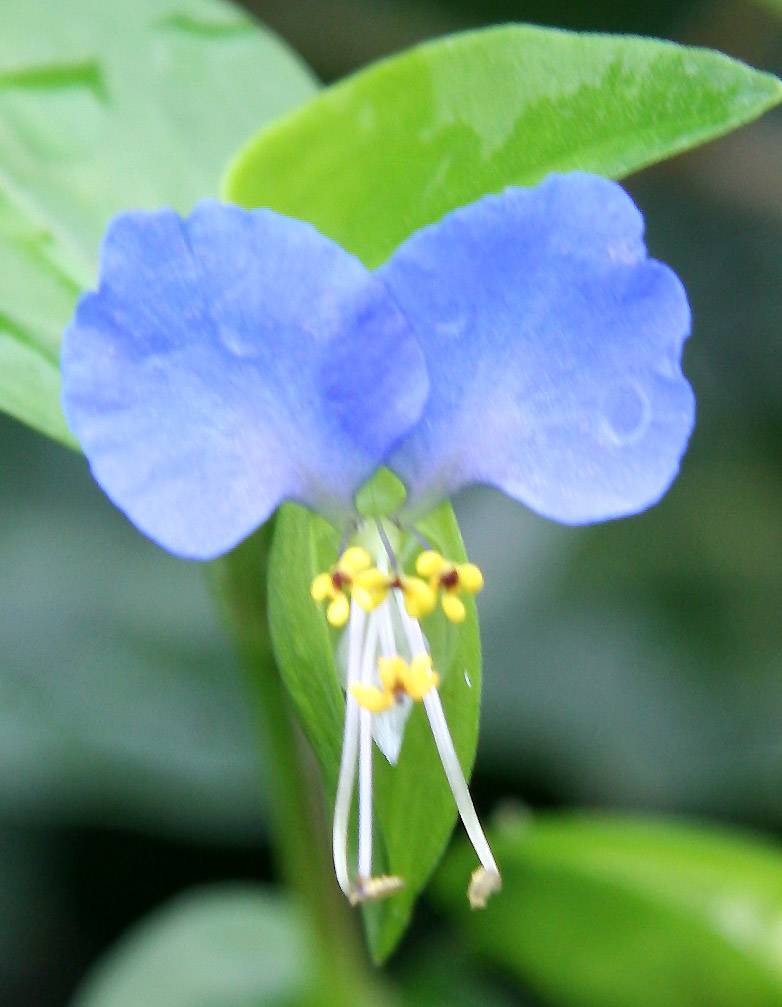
70,885 -> 309,1007
0,419 -> 264,841
435,812 -> 782,1006
0,0 -> 316,443
396,940 -> 528,1006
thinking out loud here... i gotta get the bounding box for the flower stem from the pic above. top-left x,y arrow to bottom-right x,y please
209,521 -> 379,1006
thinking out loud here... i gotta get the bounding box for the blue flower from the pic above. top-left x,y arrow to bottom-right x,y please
62,201 -> 429,560
63,172 -> 693,556
61,172 -> 694,907
380,172 -> 694,524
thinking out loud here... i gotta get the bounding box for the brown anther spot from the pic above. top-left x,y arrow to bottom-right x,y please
390,576 -> 402,590
332,571 -> 348,590
440,569 -> 459,589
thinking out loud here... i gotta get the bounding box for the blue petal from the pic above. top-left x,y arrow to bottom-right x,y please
378,173 -> 695,524
62,201 -> 428,559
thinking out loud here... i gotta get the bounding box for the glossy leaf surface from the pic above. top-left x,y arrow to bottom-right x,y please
436,812 -> 782,1007
0,0 -> 316,443
267,502 -> 481,961
226,24 -> 782,268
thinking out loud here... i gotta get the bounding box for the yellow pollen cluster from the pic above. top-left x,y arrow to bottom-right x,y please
347,567 -> 436,618
415,550 -> 484,623
354,576 -> 438,620
351,654 -> 440,712
312,547 -> 483,627
312,550 -> 438,624
310,546 -> 372,627
396,573 -> 437,619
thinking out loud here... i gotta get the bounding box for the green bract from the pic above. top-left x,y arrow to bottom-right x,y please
268,503 -> 481,961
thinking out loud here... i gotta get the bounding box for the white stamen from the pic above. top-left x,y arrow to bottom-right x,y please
422,689 -> 499,875
393,591 -> 500,879
357,616 -> 379,879
376,596 -> 396,658
332,602 -> 365,896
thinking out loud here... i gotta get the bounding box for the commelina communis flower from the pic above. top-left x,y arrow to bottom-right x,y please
61,172 -> 695,907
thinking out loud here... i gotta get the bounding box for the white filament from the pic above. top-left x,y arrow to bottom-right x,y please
357,616 -> 379,879
393,591 -> 499,876
332,602 -> 365,895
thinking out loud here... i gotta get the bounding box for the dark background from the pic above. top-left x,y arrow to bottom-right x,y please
1,0 -> 780,1002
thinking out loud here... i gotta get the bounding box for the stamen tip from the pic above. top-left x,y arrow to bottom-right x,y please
467,867 -> 501,909
348,874 -> 405,905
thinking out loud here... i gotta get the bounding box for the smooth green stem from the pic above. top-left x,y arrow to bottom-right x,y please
208,521 -> 377,1006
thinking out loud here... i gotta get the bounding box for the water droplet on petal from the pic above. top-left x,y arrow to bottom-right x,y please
603,380 -> 650,445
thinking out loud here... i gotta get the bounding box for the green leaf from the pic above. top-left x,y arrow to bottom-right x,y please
0,0 -> 316,444
70,885 -> 308,1007
225,24 -> 781,268
435,811 -> 782,1007
268,502 -> 481,961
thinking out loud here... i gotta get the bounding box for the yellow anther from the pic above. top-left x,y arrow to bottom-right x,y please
378,656 -> 407,692
441,593 -> 466,624
400,575 -> 437,618
338,546 -> 371,576
310,572 -> 334,603
415,549 -> 447,578
352,567 -> 392,612
311,547 -> 376,623
457,562 -> 484,594
327,592 -> 350,627
400,654 -> 440,700
352,654 -> 440,712
350,683 -> 394,713
415,549 -> 484,623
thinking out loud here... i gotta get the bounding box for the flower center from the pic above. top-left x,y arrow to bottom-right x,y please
351,654 -> 440,712
313,529 -> 500,909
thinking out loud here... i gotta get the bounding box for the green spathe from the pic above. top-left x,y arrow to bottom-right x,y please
268,501 -> 481,962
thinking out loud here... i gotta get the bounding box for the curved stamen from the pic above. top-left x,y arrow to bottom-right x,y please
392,591 -> 501,905
357,616 -> 379,880
332,603 -> 366,895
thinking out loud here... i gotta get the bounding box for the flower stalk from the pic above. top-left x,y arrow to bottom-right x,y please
209,524 -> 380,1005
